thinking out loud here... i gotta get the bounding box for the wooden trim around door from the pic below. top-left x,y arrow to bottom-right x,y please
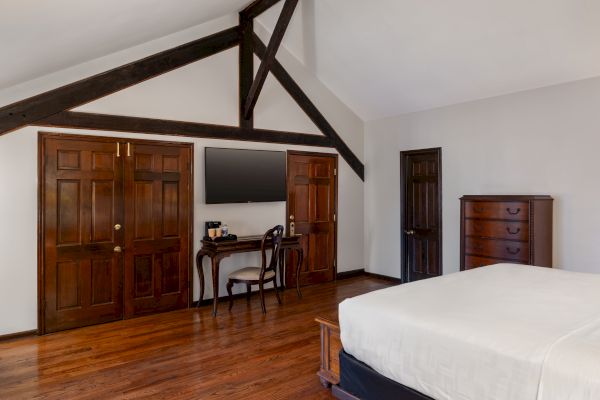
400,147 -> 442,283
286,150 -> 338,283
37,132 -> 194,334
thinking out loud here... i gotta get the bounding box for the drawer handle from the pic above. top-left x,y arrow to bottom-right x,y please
506,247 -> 521,255
506,227 -> 521,235
506,207 -> 521,215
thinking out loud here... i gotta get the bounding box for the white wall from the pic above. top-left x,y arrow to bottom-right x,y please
0,16 -> 364,335
365,76 -> 600,279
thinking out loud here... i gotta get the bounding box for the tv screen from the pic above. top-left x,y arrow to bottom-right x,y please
205,147 -> 286,204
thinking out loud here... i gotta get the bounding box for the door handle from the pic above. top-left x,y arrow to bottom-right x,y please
404,230 -> 415,235
114,224 -> 122,231
114,246 -> 124,253
289,214 -> 295,221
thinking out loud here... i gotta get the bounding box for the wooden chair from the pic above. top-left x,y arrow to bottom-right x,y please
226,225 -> 284,314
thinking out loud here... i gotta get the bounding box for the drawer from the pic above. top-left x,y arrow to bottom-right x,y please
463,255 -> 525,270
465,219 -> 529,241
464,201 -> 529,221
465,237 -> 529,262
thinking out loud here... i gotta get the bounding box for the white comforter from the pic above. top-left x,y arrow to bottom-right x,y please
339,264 -> 600,400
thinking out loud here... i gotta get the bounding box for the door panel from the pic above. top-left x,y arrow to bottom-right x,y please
401,149 -> 442,282
42,137 -> 124,333
287,152 -> 337,286
123,143 -> 191,318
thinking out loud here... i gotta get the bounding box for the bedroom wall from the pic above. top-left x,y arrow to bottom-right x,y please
365,76 -> 600,278
0,15 -> 364,335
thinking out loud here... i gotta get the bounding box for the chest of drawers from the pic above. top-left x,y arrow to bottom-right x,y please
460,195 -> 553,270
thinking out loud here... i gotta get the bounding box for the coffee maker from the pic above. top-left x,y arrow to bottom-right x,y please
204,221 -> 221,237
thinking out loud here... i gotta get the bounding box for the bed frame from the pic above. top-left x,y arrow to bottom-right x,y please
316,317 -> 433,400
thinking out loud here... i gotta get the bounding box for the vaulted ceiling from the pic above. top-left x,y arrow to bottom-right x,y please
3,0 -> 600,121
0,0 -> 248,90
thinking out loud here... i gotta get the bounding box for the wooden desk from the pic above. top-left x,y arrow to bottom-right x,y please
196,235 -> 303,316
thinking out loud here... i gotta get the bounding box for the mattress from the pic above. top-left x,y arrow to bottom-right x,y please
339,264 -> 600,400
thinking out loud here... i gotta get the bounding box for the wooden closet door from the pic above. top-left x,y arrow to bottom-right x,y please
123,142 -> 191,317
41,136 -> 124,333
401,149 -> 442,282
286,152 -> 337,286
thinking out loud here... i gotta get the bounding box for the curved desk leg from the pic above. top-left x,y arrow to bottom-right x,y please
278,250 -> 285,291
295,248 -> 303,299
212,256 -> 222,316
195,251 -> 205,308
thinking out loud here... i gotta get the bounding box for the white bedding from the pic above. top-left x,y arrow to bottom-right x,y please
339,264 -> 600,400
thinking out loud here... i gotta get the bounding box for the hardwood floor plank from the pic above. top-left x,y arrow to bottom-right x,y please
0,276 -> 393,399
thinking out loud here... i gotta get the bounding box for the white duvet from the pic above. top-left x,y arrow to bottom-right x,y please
339,264 -> 600,400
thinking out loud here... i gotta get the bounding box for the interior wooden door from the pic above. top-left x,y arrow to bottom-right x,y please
286,151 -> 337,286
40,135 -> 124,333
401,148 -> 442,282
123,142 -> 192,318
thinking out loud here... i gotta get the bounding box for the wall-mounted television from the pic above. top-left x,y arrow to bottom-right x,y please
205,147 -> 286,204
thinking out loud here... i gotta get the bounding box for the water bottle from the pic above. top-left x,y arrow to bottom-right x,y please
221,223 -> 229,237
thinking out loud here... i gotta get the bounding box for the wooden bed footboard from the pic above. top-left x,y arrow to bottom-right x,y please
316,317 -> 342,388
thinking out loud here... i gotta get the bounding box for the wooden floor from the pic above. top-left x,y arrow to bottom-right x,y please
0,276 -> 392,399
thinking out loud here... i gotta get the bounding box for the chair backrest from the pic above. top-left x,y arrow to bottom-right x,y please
260,225 -> 285,277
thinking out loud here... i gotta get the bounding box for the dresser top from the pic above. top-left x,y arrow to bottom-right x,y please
460,195 -> 553,201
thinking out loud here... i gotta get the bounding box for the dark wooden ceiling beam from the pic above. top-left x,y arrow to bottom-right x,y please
240,0 -> 283,20
38,111 -> 332,148
0,26 -> 241,136
243,0 -> 298,120
253,35 -> 365,180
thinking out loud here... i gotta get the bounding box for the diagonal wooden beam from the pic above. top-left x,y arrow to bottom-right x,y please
38,111 -> 333,148
253,35 -> 365,180
0,26 -> 241,136
240,0 -> 283,20
243,0 -> 298,120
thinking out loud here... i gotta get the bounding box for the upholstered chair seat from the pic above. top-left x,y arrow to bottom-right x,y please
228,267 -> 276,281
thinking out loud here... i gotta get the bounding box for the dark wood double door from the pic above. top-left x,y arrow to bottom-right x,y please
40,134 -> 192,333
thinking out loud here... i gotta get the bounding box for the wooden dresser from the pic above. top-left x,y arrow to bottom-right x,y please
460,195 -> 553,270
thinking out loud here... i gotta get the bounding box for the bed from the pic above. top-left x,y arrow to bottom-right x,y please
330,264 -> 600,400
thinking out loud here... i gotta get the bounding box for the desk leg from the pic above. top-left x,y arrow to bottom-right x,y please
195,251 -> 205,308
295,248 -> 303,299
212,257 -> 221,316
278,250 -> 285,291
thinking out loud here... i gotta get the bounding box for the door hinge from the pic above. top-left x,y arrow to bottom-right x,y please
333,213 -> 336,222
334,168 -> 337,176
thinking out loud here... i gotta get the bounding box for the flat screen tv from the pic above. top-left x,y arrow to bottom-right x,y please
205,147 -> 286,204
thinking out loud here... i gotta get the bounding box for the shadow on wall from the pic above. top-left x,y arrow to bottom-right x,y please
301,0 -> 317,73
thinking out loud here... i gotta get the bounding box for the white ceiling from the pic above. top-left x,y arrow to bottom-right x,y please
3,0 -> 600,121
0,0 -> 247,90
260,0 -> 600,120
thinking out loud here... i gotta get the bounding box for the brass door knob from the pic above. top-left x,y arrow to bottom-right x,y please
289,215 -> 295,221
114,224 -> 122,231
114,246 -> 123,253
